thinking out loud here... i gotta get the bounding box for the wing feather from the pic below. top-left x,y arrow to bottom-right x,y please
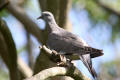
47,32 -> 88,55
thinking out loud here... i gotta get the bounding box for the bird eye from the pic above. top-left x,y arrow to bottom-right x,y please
44,14 -> 50,16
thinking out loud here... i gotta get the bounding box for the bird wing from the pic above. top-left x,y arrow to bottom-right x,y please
47,31 -> 88,55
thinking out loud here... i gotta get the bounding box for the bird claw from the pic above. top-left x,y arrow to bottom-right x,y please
57,55 -> 73,67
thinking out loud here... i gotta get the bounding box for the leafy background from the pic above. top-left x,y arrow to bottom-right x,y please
0,0 -> 120,80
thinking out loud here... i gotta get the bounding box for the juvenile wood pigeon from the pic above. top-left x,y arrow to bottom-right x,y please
37,11 -> 103,79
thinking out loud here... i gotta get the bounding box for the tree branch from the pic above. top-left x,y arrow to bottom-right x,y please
33,49 -> 56,74
38,0 -> 47,11
46,0 -> 60,23
50,76 -> 74,80
17,57 -> 33,78
25,67 -> 69,80
0,18 -> 35,80
26,66 -> 90,80
5,2 -> 45,44
0,0 -> 9,11
58,0 -> 72,31
26,33 -> 34,69
0,18 -> 20,80
31,45 -> 91,80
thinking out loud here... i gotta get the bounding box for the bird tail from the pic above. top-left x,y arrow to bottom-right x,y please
84,47 -> 103,58
79,54 -> 97,79
84,47 -> 103,55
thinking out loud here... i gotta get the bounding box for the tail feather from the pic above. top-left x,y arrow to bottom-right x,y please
84,47 -> 103,58
80,54 -> 97,79
85,47 -> 103,54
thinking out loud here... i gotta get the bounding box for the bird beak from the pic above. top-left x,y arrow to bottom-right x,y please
37,16 -> 43,20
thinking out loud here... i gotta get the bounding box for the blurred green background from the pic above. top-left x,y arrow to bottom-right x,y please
0,0 -> 120,80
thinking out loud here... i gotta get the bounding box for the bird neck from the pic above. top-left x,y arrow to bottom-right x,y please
47,19 -> 60,33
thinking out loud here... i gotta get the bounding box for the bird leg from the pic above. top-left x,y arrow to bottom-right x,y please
40,45 -> 73,67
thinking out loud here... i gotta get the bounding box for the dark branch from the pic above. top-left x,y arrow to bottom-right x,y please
0,0 -> 9,11
0,18 -> 20,80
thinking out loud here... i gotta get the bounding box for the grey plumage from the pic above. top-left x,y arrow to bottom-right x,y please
38,11 -> 103,79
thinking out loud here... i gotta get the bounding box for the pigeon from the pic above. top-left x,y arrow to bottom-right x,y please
37,11 -> 103,79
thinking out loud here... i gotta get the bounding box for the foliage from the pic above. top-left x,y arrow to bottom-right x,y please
72,0 -> 120,42
0,69 -> 9,80
99,59 -> 120,80
0,10 -> 9,17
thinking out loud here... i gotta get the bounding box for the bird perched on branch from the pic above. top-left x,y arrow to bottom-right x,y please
37,11 -> 103,79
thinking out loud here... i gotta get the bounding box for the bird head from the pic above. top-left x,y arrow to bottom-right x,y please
37,11 -> 54,22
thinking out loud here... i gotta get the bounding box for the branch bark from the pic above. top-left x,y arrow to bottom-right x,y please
33,50 -> 56,74
50,76 -> 74,80
26,67 -> 90,80
25,67 -> 69,80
